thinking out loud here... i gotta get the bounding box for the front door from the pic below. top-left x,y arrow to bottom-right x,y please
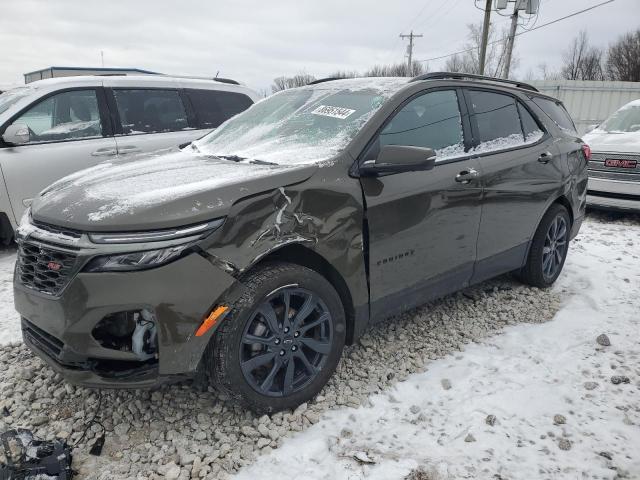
360,89 -> 483,321
0,88 -> 116,224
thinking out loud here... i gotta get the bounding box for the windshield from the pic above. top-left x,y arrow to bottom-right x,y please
0,87 -> 33,115
197,78 -> 407,165
599,100 -> 640,133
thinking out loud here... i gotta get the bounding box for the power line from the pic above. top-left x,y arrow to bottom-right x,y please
415,0 -> 615,64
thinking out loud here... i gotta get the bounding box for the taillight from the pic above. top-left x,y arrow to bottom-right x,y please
582,144 -> 591,161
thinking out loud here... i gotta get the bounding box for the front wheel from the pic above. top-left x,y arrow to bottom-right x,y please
205,262 -> 346,413
518,204 -> 571,288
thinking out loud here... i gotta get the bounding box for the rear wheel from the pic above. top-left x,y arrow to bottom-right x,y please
519,204 -> 571,288
205,262 -> 346,413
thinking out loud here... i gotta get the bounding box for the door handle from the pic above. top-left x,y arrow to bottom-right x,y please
118,145 -> 142,154
91,148 -> 117,157
538,151 -> 553,164
455,168 -> 479,184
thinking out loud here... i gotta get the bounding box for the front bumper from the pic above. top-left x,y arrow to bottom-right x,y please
15,248 -> 239,389
587,177 -> 640,212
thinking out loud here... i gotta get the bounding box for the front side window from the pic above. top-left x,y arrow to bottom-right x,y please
187,90 -> 253,129
378,89 -> 465,160
114,89 -> 188,135
10,89 -> 102,143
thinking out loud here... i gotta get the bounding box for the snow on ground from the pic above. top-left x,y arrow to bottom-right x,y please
235,213 -> 640,480
0,246 -> 19,346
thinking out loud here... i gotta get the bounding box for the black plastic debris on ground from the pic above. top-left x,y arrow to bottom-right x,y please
0,428 -> 73,479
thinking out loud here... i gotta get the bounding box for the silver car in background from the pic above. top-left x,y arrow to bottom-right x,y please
0,75 -> 259,243
583,99 -> 640,212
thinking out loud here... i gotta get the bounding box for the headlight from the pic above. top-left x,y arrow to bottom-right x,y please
84,245 -> 191,272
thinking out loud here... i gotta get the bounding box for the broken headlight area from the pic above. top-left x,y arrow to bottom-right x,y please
83,244 -> 191,272
92,310 -> 158,362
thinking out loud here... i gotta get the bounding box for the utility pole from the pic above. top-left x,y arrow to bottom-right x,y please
478,0 -> 493,75
502,4 -> 519,78
400,30 -> 423,74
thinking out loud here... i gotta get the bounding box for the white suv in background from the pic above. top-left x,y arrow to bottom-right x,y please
0,75 -> 260,243
584,99 -> 640,212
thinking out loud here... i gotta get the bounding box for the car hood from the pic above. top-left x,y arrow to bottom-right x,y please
31,147 -> 318,232
583,130 -> 640,154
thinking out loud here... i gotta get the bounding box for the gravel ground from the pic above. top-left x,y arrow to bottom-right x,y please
0,211 -> 636,479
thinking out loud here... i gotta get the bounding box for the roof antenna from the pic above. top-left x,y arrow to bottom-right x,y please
215,71 -> 219,78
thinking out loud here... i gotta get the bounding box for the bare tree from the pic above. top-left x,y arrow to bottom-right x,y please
536,63 -> 561,81
606,29 -> 640,82
271,73 -> 316,93
561,31 -> 604,81
444,23 -> 514,77
364,62 -> 426,77
327,70 -> 359,79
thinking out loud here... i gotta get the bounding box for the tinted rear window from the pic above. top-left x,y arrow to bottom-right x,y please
467,90 -> 522,143
187,90 -> 253,129
531,97 -> 576,133
113,89 -> 188,134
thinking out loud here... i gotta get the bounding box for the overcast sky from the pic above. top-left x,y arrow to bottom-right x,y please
1,0 -> 638,92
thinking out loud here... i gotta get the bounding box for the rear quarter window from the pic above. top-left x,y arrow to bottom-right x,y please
531,97 -> 577,134
187,90 -> 254,129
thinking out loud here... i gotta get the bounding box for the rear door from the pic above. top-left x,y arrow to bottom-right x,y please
360,88 -> 483,321
107,87 -> 202,156
462,88 -> 563,283
0,87 -> 116,223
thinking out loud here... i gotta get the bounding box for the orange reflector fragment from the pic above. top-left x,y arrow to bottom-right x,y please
195,305 -> 229,337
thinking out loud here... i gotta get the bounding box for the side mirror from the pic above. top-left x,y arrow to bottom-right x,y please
361,145 -> 436,176
2,123 -> 30,145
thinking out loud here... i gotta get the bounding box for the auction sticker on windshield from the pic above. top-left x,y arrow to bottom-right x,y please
311,105 -> 356,119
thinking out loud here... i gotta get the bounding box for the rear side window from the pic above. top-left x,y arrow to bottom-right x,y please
378,89 -> 464,160
113,89 -> 188,135
518,103 -> 544,142
187,90 -> 253,129
10,89 -> 102,143
531,97 -> 576,133
467,90 -> 522,145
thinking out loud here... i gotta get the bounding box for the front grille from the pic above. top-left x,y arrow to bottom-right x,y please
17,242 -> 78,295
589,152 -> 640,181
22,318 -> 64,358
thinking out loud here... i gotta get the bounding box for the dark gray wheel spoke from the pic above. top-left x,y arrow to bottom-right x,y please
282,290 -> 293,331
554,249 -> 563,265
241,351 -> 276,372
260,357 -> 283,391
295,350 -> 317,375
301,337 -> 331,355
299,312 -> 329,334
292,294 -> 316,329
257,303 -> 280,334
283,358 -> 295,395
242,334 -> 274,346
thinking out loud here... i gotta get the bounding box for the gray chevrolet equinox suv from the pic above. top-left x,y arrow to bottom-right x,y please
14,73 -> 588,412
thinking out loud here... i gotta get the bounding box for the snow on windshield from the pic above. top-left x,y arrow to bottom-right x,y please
197,78 -> 407,166
596,99 -> 640,133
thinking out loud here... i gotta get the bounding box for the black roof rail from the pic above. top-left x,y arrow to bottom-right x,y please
410,72 -> 539,92
306,77 -> 343,86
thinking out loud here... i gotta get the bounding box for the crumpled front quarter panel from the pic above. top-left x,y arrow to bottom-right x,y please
202,158 -> 369,312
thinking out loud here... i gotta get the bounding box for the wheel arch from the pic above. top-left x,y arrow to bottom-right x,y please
523,194 -> 573,266
250,243 -> 357,345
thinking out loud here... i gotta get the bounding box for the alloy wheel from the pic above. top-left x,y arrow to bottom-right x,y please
239,287 -> 333,397
542,214 -> 568,280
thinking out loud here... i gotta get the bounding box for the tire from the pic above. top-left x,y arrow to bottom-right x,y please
205,261 -> 346,413
0,214 -> 14,247
519,204 -> 571,288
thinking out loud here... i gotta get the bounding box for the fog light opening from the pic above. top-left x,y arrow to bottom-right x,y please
92,309 -> 158,361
